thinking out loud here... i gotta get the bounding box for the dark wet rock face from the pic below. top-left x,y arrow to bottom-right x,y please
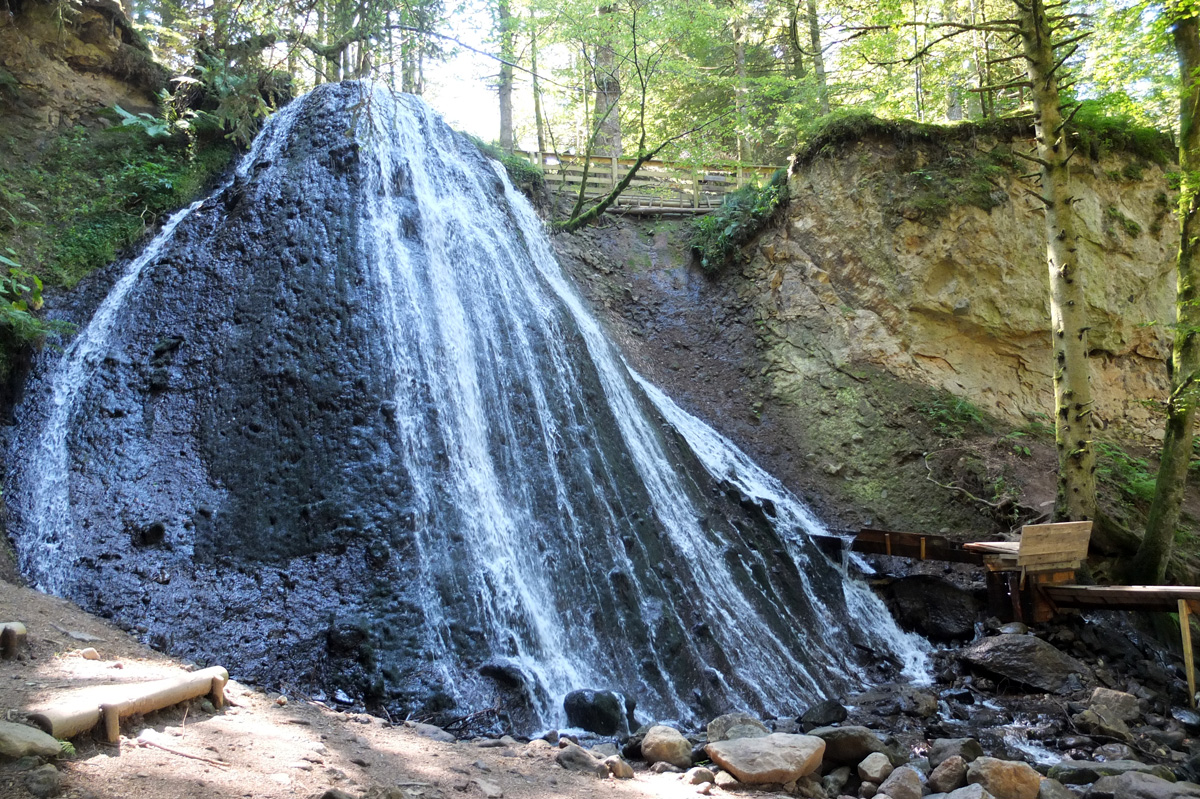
883,575 -> 982,641
6,83 -> 915,733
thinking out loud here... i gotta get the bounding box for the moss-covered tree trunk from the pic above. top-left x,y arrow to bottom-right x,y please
1129,13 -> 1200,584
1018,0 -> 1098,522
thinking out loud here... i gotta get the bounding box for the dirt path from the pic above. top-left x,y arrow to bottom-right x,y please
0,579 -> 710,799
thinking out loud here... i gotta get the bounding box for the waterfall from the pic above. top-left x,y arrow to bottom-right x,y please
6,82 -> 926,731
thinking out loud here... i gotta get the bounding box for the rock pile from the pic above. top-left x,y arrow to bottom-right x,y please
541,614 -> 1200,799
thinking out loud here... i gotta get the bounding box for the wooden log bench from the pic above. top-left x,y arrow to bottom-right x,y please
28,665 -> 228,742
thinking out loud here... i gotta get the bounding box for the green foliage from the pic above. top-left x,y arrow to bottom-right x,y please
466,137 -> 545,191
1070,97 -> 1174,166
0,250 -> 65,344
691,169 -> 788,274
113,104 -> 172,139
1105,206 -> 1142,238
1002,430 -> 1033,458
57,739 -> 76,758
915,394 -> 989,438
1096,441 -> 1158,505
0,124 -> 233,289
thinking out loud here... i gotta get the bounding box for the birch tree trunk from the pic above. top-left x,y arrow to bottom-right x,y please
1129,13 -> 1200,583
1017,0 -> 1098,522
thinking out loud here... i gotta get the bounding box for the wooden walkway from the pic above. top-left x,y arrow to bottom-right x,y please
515,150 -> 782,215
817,528 -> 1200,706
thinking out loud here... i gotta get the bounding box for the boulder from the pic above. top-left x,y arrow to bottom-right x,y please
1089,688 -> 1141,723
563,689 -> 633,736
707,712 -> 770,743
705,733 -> 826,785
685,767 -> 716,785
24,765 -> 61,799
878,765 -> 923,799
966,757 -> 1042,799
641,726 -> 692,769
1037,778 -> 1076,799
884,575 -> 982,640
945,786 -> 995,799
801,699 -> 848,729
554,742 -> 606,776
810,725 -> 899,766
0,722 -> 61,759
1093,743 -> 1137,761
859,752 -> 894,783
603,755 -> 634,779
1086,772 -> 1200,799
405,721 -> 455,743
960,635 -> 1090,694
929,755 -> 968,793
823,765 -> 852,796
1072,709 -> 1133,743
929,739 -> 984,770
1047,759 -> 1176,784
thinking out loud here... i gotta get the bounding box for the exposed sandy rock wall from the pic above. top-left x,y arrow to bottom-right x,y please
752,136 -> 1176,441
0,0 -> 166,148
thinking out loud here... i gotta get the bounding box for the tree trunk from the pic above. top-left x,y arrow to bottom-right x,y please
531,8 -> 546,153
1018,0 -> 1098,522
1129,14 -> 1200,584
497,0 -> 515,152
593,5 -> 621,156
788,4 -> 807,79
806,0 -> 829,114
733,12 -> 748,163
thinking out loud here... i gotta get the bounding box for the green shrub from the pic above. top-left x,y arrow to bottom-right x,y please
1070,97 -> 1173,165
466,137 -> 545,192
916,394 -> 990,438
1096,441 -> 1158,505
691,169 -> 789,274
0,124 -> 233,288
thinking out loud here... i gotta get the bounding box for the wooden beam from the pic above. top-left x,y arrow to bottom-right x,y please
1183,599 -> 1196,710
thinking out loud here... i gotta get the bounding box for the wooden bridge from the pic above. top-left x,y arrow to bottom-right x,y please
515,150 -> 782,215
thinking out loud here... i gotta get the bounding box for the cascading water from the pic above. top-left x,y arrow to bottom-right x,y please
6,82 -> 926,730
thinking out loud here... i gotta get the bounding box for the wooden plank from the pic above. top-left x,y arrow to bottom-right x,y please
1016,521 -> 1092,566
1182,599 -> 1196,709
1043,584 -> 1200,612
845,529 -> 986,565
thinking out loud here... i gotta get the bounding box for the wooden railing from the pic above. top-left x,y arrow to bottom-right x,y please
516,150 -> 783,214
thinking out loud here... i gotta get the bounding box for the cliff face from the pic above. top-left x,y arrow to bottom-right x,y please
556,127 -> 1183,541
0,0 -> 166,149
759,133 -> 1175,441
